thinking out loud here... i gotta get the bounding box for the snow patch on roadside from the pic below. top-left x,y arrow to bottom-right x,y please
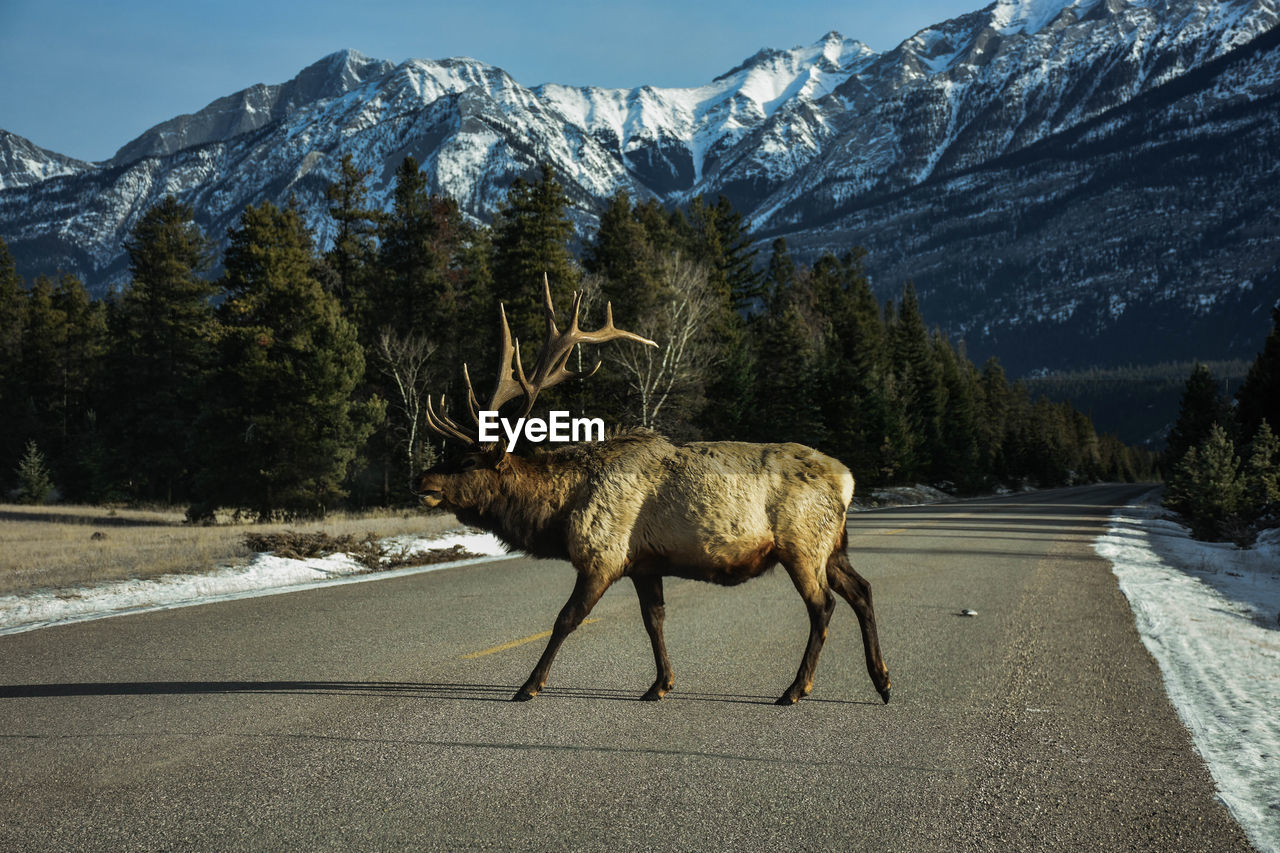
852,483 -> 959,510
1095,491 -> 1280,852
0,529 -> 511,637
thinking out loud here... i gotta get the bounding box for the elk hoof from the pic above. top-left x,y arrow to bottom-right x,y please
640,687 -> 667,701
879,686 -> 892,704
775,692 -> 800,706
511,688 -> 537,702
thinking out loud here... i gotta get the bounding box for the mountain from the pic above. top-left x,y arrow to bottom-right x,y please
107,49 -> 398,166
0,34 -> 881,287
773,11 -> 1280,372
0,130 -> 92,190
1,0 -> 1277,374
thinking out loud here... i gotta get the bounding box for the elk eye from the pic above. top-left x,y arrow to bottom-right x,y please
460,457 -> 478,471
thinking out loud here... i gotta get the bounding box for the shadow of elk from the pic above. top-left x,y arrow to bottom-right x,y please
413,277 -> 891,705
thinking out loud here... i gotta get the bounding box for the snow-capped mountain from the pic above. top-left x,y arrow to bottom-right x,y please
753,0 -> 1278,225
0,33 -> 884,284
785,18 -> 1280,371
0,130 -> 92,190
106,49 -> 398,166
1,0 -> 1278,372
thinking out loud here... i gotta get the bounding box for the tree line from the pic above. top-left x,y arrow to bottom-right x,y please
1023,359 -> 1251,447
1162,312 -> 1280,542
0,156 -> 1156,519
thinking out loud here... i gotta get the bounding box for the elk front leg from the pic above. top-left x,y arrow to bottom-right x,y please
513,571 -> 613,702
631,574 -> 674,701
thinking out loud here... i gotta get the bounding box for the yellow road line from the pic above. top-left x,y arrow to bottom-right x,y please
462,619 -> 601,659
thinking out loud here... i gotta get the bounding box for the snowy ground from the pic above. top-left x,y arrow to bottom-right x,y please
853,483 -> 959,509
1096,490 -> 1280,852
0,528 -> 511,637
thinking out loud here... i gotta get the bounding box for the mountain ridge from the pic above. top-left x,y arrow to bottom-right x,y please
1,0 -> 1277,374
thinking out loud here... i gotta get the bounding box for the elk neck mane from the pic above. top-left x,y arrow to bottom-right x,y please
455,428 -> 670,560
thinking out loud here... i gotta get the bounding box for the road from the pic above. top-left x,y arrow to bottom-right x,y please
0,484 -> 1252,850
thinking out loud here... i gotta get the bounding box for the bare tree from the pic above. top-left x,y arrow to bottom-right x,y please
610,252 -> 717,430
376,327 -> 438,473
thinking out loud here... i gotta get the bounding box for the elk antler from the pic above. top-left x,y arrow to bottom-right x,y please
424,273 -> 657,448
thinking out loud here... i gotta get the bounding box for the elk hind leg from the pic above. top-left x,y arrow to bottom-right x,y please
514,571 -> 613,702
827,547 -> 892,703
778,558 -> 834,706
631,574 -> 674,701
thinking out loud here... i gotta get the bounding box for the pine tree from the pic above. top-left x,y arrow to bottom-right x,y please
13,439 -> 54,504
977,358 -> 1011,480
866,370 -> 915,485
997,378 -> 1034,486
1098,433 -> 1138,483
0,238 -> 26,484
764,237 -> 797,299
0,238 -> 22,387
368,156 -> 492,492
1242,420 -> 1279,517
490,163 -> 580,346
324,153 -> 381,323
674,195 -> 760,440
934,334 -> 982,490
1236,307 -> 1280,444
1070,407 -> 1103,483
51,273 -> 106,500
809,250 -> 884,470
16,275 -> 63,443
754,294 -> 826,448
374,155 -> 466,342
1165,362 -> 1229,467
632,197 -> 681,254
191,201 -> 382,520
106,196 -> 215,502
10,273 -> 104,484
680,195 -> 763,310
888,283 -> 943,480
583,190 -> 659,314
1165,424 -> 1245,540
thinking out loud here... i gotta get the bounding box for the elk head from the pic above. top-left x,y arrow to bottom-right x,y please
412,275 -> 655,510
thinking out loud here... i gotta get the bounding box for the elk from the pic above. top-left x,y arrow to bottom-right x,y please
413,277 -> 891,705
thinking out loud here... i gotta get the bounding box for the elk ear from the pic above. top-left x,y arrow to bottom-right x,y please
492,450 -> 513,472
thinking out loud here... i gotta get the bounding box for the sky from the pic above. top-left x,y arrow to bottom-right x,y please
0,0 -> 984,163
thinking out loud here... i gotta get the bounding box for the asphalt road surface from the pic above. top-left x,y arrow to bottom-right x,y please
0,484 -> 1253,851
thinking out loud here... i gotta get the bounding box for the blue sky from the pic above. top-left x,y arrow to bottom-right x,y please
0,0 -> 983,162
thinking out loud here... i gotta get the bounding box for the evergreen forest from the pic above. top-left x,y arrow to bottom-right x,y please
1162,317 -> 1280,543
0,157 -> 1158,520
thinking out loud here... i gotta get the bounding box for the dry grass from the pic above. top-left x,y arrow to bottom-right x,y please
241,530 -> 480,570
0,504 -> 459,597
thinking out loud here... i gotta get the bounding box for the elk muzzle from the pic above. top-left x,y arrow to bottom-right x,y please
412,471 -> 445,508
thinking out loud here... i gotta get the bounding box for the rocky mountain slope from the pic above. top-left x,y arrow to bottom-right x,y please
0,130 -> 92,190
1,0 -> 1277,372
778,17 -> 1280,371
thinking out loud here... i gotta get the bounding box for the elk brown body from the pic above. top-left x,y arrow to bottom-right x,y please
413,276 -> 891,705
